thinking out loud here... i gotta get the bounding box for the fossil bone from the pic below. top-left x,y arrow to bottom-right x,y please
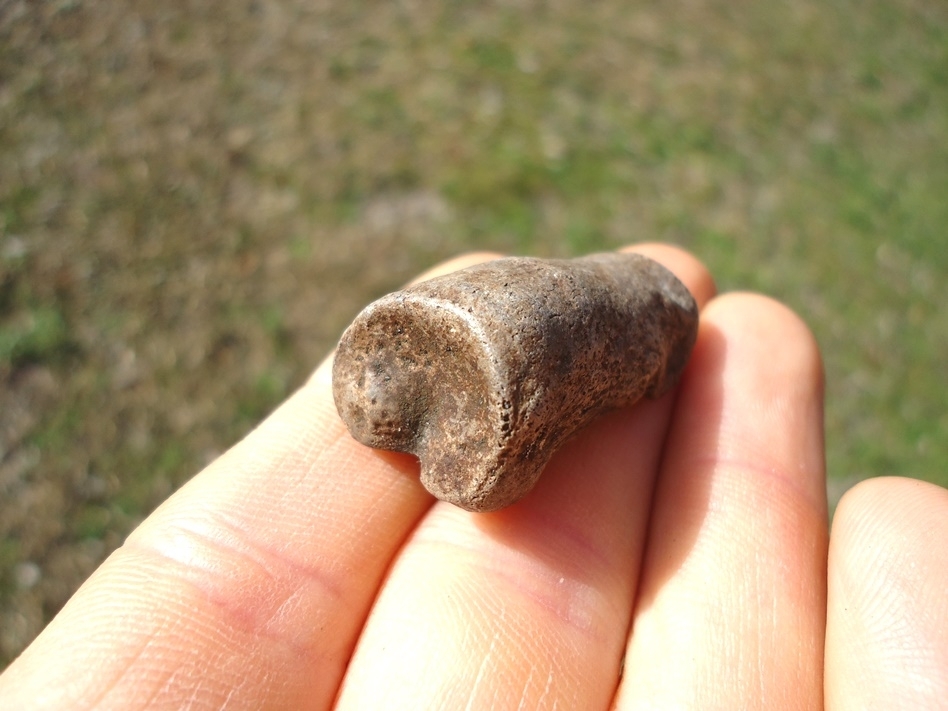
332,252 -> 699,512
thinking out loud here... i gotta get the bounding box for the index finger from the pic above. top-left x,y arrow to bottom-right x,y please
0,252 -> 501,711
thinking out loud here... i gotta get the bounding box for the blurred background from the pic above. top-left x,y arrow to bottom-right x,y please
1,0 -> 945,668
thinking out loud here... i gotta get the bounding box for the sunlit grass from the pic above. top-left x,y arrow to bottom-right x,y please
0,0 -> 945,666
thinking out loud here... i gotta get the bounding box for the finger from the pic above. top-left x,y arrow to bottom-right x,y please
410,251 -> 503,284
620,242 -> 717,306
335,245 -> 715,709
0,252 -> 501,711
825,476 -> 948,709
616,294 -> 828,709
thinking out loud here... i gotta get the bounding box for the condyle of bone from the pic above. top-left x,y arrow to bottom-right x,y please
332,252 -> 699,512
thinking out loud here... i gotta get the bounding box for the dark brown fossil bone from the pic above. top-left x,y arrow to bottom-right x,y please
332,252 -> 698,512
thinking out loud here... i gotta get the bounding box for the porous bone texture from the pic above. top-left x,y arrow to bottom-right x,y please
332,252 -> 698,512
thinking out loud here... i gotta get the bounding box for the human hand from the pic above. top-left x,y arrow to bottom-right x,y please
1,244 -> 945,709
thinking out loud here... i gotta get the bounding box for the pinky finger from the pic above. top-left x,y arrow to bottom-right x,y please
825,476 -> 948,709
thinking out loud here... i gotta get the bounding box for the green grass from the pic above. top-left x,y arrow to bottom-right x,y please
381,0 -> 947,486
0,0 -> 946,666
0,305 -> 70,368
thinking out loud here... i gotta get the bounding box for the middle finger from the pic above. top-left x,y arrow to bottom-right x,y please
334,245 -> 714,709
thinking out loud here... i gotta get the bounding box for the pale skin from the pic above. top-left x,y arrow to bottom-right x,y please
1,244 -> 946,710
